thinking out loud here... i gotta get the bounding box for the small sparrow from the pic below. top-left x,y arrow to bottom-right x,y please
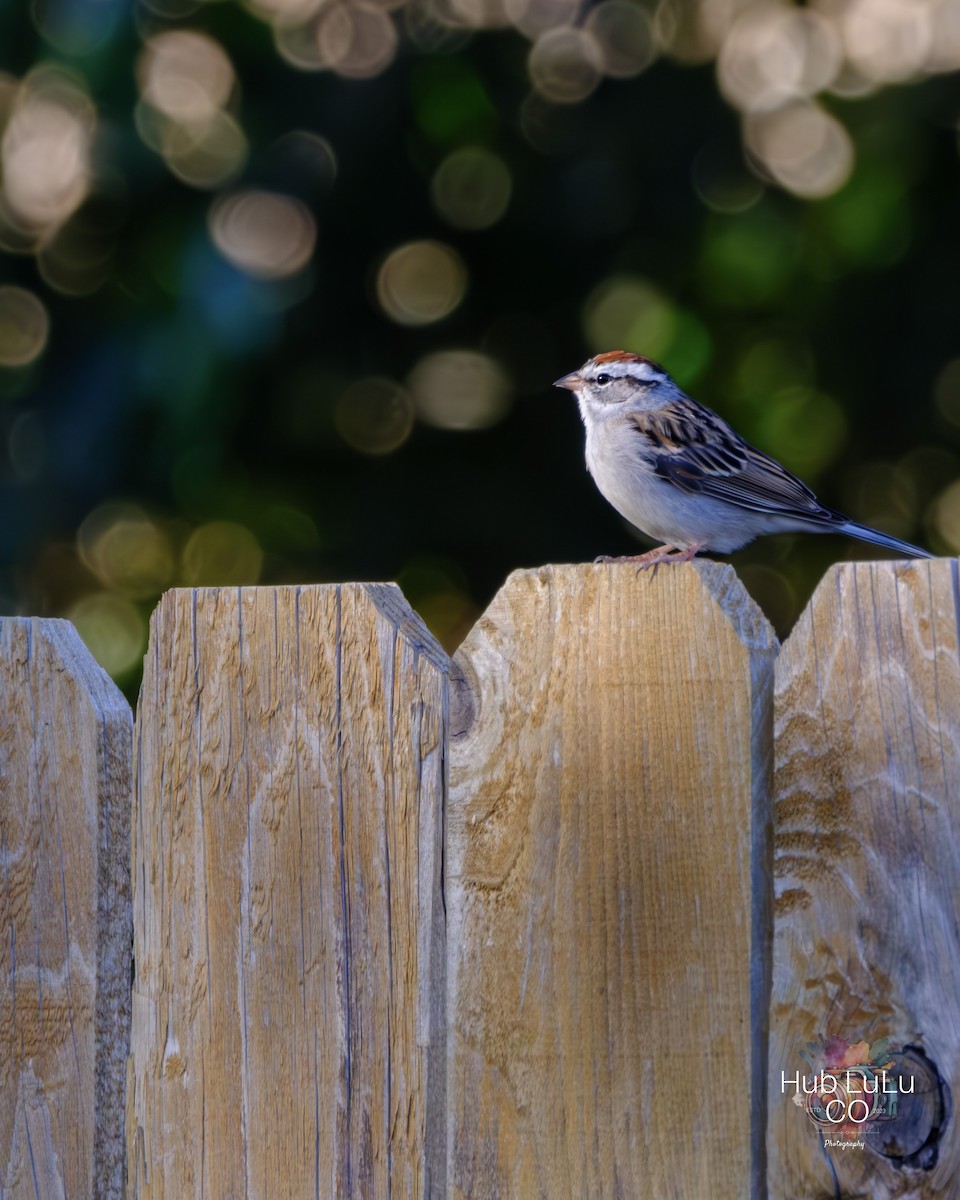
555,350 -> 934,567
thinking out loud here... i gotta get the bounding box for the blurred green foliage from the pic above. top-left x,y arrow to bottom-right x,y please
2,0 -> 960,694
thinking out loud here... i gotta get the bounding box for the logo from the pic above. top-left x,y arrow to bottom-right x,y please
781,1035 -> 912,1149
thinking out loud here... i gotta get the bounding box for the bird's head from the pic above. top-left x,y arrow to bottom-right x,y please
554,351 -> 673,425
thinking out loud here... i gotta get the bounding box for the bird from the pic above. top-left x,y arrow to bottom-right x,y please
554,350 -> 934,568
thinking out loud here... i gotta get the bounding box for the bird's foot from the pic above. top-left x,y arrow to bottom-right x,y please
594,544 -> 705,572
594,548 -> 676,565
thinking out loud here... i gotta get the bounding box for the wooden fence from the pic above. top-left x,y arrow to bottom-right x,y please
0,560 -> 956,1198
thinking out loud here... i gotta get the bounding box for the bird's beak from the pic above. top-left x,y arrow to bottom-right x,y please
554,372 -> 584,391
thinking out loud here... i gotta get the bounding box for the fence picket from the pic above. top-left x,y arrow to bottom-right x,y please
447,563 -> 776,1199
771,559 -> 959,1198
126,586 -> 448,1197
0,618 -> 132,1200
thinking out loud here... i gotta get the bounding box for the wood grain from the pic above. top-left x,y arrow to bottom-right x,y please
771,560 -> 960,1198
448,563 -> 776,1200
0,617 -> 132,1200
127,585 -> 447,1198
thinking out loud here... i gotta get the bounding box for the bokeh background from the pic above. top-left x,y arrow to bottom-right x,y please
2,0 -> 960,695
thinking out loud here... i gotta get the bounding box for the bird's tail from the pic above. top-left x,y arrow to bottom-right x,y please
835,519 -> 935,560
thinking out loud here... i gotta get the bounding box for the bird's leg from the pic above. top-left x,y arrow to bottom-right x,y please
594,543 -> 705,569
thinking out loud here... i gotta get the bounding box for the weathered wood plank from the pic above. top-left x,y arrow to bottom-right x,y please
771,559 -> 959,1197
0,617 -> 132,1200
127,585 -> 447,1198
448,563 -> 776,1199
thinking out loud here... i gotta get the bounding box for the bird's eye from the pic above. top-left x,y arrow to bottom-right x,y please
595,373 -> 612,386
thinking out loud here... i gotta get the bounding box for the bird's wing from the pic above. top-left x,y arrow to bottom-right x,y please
629,400 -> 835,521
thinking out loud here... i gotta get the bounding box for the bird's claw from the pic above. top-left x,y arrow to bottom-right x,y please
594,544 -> 705,573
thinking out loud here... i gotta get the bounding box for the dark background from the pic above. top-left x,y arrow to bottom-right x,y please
2,0 -> 960,694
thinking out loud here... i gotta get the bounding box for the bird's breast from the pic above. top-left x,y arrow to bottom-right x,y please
583,419 -> 755,551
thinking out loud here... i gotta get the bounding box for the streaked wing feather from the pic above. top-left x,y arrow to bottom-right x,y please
631,402 -> 834,521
